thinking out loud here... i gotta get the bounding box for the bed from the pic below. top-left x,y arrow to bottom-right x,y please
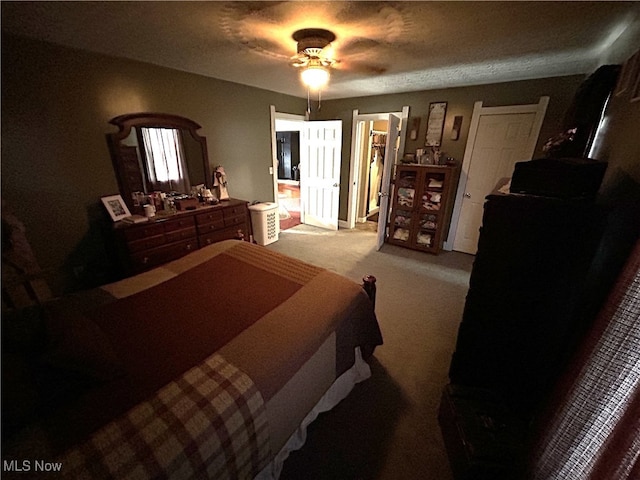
2,239 -> 382,479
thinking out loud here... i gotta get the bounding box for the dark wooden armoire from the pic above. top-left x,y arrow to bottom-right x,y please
448,181 -> 607,419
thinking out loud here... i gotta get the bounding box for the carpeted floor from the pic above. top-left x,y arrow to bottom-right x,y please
266,224 -> 475,480
278,183 -> 302,232
280,209 -> 301,231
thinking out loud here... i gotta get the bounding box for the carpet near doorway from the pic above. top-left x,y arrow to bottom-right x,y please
279,183 -> 301,231
266,224 -> 474,480
280,209 -> 301,231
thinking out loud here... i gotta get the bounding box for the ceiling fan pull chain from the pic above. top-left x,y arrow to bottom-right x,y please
307,89 -> 311,115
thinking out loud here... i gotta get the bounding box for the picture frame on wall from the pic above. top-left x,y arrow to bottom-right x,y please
425,101 -> 447,147
101,194 -> 131,222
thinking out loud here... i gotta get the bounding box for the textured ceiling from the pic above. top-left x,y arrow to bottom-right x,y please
2,1 -> 639,99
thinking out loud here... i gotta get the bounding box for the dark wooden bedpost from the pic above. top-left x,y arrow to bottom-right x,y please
362,274 -> 377,309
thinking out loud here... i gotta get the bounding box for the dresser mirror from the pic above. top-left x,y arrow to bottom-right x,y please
106,113 -> 211,210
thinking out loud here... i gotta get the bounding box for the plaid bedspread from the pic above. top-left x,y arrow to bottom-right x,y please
58,354 -> 271,480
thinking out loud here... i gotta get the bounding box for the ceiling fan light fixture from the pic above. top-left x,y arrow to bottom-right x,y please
300,63 -> 330,90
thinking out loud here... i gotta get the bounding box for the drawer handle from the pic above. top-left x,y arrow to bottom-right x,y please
142,257 -> 149,264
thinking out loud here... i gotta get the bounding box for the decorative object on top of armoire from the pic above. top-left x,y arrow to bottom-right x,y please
387,164 -> 456,253
447,179 -> 608,421
544,64 -> 620,158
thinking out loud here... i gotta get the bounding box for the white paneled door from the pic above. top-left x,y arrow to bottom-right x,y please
300,120 -> 342,230
376,114 -> 401,250
450,98 -> 548,254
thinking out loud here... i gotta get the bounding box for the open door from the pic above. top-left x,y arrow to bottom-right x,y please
376,114 -> 401,250
299,120 -> 342,230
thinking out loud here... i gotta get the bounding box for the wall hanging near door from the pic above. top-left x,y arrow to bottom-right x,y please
425,101 -> 447,147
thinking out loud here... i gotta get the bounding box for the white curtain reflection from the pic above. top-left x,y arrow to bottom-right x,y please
141,127 -> 191,193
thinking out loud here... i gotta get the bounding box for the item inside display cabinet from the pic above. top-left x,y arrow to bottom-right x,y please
417,232 -> 433,246
394,211 -> 412,228
393,228 -> 410,241
427,176 -> 444,189
422,191 -> 442,210
397,188 -> 415,207
420,214 -> 437,230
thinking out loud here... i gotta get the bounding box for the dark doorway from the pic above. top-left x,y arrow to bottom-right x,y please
277,131 -> 300,181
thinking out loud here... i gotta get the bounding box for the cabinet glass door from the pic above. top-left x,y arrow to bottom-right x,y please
391,209 -> 413,244
416,213 -> 438,248
395,170 -> 417,208
421,172 -> 445,211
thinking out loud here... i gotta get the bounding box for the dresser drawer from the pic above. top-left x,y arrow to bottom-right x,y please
195,210 -> 224,225
130,239 -> 198,272
196,219 -> 225,234
199,227 -> 242,247
224,213 -> 246,228
122,223 -> 165,242
223,204 -> 247,219
165,226 -> 197,243
163,216 -> 195,232
127,234 -> 166,253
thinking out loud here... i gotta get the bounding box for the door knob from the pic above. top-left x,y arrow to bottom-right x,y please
464,193 -> 471,198
378,192 -> 389,197
333,183 -> 339,187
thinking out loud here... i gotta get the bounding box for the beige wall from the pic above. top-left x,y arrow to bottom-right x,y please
315,75 -> 585,220
3,33 -> 638,295
1,34 -> 306,293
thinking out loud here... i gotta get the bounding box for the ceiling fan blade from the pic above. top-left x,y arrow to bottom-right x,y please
336,60 -> 388,76
337,37 -> 382,57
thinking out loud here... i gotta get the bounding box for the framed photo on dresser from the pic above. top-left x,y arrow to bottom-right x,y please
101,194 -> 131,222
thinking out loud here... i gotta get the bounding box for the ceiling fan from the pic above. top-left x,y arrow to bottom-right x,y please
289,28 -> 339,90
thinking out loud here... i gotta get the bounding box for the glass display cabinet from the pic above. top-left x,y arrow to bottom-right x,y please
388,164 -> 455,253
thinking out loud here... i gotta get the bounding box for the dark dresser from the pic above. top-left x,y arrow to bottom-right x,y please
111,198 -> 251,277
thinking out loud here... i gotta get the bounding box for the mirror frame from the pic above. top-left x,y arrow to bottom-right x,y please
106,112 -> 211,210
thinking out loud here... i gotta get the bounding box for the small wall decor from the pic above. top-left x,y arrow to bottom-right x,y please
425,101 -> 447,147
101,194 -> 131,222
409,117 -> 421,140
451,115 -> 463,140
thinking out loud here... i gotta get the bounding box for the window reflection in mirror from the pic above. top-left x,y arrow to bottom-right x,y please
121,127 -> 191,193
141,128 -> 190,192
107,113 -> 211,211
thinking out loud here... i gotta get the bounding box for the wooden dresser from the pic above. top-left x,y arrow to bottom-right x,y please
112,198 -> 251,276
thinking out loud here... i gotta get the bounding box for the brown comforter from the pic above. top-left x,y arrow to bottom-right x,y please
5,240 -> 382,479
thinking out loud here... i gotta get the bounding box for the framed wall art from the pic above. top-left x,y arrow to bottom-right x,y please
425,101 -> 447,147
101,194 -> 131,222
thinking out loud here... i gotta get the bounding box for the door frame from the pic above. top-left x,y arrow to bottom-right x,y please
270,105 -> 306,212
444,96 -> 549,250
346,106 -> 409,229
